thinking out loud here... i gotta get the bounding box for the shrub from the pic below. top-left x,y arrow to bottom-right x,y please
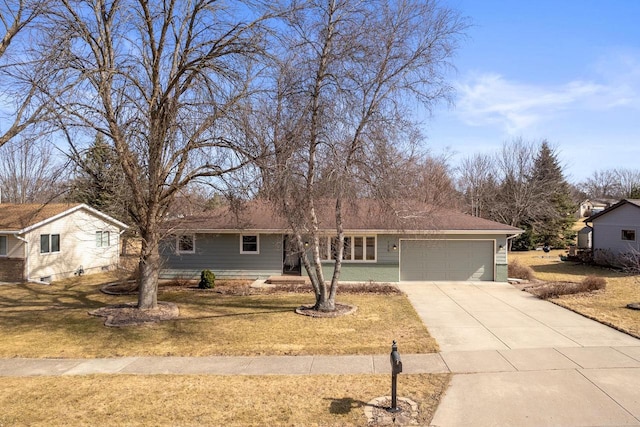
593,249 -> 616,267
198,270 -> 215,289
508,260 -> 535,281
530,282 -> 571,299
529,276 -> 606,300
582,275 -> 606,291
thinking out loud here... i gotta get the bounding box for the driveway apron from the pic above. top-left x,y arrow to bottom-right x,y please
398,281 -> 640,426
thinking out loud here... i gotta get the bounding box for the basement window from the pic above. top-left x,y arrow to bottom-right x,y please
0,235 -> 6,256
621,230 -> 636,241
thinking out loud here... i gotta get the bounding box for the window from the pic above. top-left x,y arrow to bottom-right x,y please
40,234 -> 60,254
96,231 -> 110,247
622,229 -> 636,241
0,236 -> 6,256
240,234 -> 259,254
177,234 -> 195,253
319,235 -> 376,261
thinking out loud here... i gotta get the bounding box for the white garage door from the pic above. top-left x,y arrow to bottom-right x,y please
400,240 -> 494,281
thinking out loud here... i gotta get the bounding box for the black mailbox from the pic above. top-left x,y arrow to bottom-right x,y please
388,340 -> 402,413
390,341 -> 402,375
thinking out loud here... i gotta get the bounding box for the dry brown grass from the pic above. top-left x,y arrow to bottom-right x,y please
0,273 -> 437,358
0,373 -> 449,426
511,250 -> 640,338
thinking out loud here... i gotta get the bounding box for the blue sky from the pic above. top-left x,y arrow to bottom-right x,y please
425,0 -> 640,183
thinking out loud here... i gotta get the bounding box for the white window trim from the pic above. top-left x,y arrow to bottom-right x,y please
319,235 -> 377,263
176,234 -> 196,254
96,231 -> 111,248
40,234 -> 61,255
240,234 -> 260,254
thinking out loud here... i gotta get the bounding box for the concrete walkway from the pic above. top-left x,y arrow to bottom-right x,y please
399,281 -> 640,426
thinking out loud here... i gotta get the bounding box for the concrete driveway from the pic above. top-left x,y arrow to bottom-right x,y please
398,281 -> 640,352
398,281 -> 640,426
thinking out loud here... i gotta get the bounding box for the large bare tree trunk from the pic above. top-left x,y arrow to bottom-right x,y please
138,230 -> 160,310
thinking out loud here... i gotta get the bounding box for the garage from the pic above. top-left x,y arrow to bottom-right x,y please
400,239 -> 494,281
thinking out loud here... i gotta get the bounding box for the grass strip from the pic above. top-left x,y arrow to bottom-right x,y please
0,373 -> 449,426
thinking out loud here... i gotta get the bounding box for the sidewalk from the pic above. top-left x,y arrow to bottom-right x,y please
2,347 -> 640,425
1,346 -> 639,377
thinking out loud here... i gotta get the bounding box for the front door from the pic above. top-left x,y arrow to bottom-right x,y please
283,235 -> 302,275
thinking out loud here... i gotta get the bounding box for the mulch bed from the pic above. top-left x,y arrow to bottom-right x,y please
295,303 -> 357,318
102,280 -> 402,296
89,302 -> 179,327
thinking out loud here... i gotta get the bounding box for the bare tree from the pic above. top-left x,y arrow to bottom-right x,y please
0,0 -> 51,147
579,168 -> 640,200
612,168 -> 640,198
457,152 -> 496,217
489,138 -> 539,227
0,136 -> 64,202
261,0 -> 466,311
43,0 -> 272,309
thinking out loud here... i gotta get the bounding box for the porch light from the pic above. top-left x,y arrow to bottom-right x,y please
304,241 -> 309,248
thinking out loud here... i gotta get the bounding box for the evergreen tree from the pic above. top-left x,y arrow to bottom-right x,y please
67,135 -> 130,224
529,141 -> 576,248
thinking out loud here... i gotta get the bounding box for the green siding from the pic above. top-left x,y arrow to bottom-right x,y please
160,233 -> 283,279
304,263 -> 399,283
160,232 -> 513,282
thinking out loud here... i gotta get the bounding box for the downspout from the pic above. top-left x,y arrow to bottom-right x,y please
504,232 -> 521,268
118,229 -> 126,268
584,219 -> 594,251
14,234 -> 50,285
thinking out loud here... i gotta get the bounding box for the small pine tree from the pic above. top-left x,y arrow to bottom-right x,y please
530,141 -> 576,248
198,270 -> 215,289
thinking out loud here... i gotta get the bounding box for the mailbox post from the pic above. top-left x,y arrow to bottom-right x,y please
388,340 -> 403,413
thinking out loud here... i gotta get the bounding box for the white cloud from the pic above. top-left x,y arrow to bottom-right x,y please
454,71 -> 636,134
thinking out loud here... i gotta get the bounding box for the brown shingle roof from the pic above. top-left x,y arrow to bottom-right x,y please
166,200 -> 521,233
0,203 -> 82,231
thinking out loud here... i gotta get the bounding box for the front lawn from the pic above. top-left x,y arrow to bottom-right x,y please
0,273 -> 437,358
510,250 -> 640,338
0,373 -> 449,426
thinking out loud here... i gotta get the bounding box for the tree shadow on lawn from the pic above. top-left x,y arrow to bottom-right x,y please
0,282 -> 113,312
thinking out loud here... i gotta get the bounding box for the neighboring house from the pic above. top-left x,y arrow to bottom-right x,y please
584,199 -> 640,260
0,203 -> 128,283
160,200 -> 522,283
575,199 -> 616,219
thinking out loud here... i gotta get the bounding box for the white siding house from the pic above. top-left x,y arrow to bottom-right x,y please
0,203 -> 128,283
586,199 -> 640,260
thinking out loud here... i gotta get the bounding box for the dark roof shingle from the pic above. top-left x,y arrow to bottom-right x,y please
166,200 -> 521,233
